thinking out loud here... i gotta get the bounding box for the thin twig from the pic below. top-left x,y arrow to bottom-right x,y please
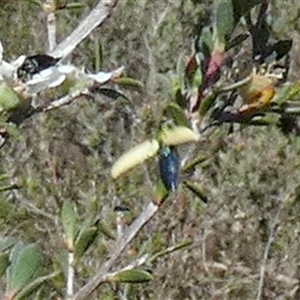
40,89 -> 90,112
66,252 -> 75,300
74,201 -> 159,300
44,0 -> 57,51
256,205 -> 282,300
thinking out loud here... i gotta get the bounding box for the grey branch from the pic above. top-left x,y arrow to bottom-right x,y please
74,201 -> 159,300
49,0 -> 119,59
41,89 -> 90,112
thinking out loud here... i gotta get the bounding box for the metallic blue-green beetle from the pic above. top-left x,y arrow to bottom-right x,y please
158,146 -> 180,192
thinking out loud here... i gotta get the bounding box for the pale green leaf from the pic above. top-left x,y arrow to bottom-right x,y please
159,126 -> 199,146
61,202 -> 78,251
75,227 -> 98,261
107,269 -> 153,283
0,82 -> 23,113
7,244 -> 42,295
112,77 -> 144,91
111,140 -> 160,179
15,271 -> 61,300
213,0 -> 234,50
0,252 -> 9,279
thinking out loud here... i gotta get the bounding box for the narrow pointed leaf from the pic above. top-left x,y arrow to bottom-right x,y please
164,103 -> 189,127
0,82 -> 23,113
0,252 -> 9,279
95,87 -> 131,103
0,183 -> 19,192
154,180 -> 169,204
61,202 -> 78,252
182,154 -> 209,172
0,237 -> 17,252
159,126 -> 199,146
185,55 -> 199,85
75,227 -> 98,261
25,0 -> 42,6
176,52 -> 186,83
197,27 -> 213,58
183,180 -> 208,203
107,269 -> 153,283
111,139 -> 160,179
272,82 -> 300,105
199,91 -> 218,116
159,147 -> 180,192
15,271 -> 61,300
7,241 -> 25,293
112,77 -> 144,91
226,33 -> 249,51
64,3 -> 85,9
148,240 -> 192,264
7,244 -> 42,295
213,0 -> 234,50
0,174 -> 10,181
174,88 -> 186,108
98,222 -> 116,240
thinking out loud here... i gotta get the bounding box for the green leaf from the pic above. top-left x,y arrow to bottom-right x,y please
61,202 -> 78,252
107,269 -> 153,284
197,27 -> 213,58
112,77 -> 144,91
0,82 -> 23,114
183,180 -> 208,203
176,52 -> 186,84
182,154 -> 210,173
0,174 -> 10,181
24,0 -> 42,6
0,252 -> 9,279
97,222 -> 116,240
0,183 -> 19,192
64,2 -> 85,9
154,180 -> 169,204
159,126 -> 199,146
174,88 -> 186,108
111,139 -> 160,179
249,113 -> 280,126
226,33 -> 249,51
213,0 -> 234,50
164,103 -> 189,127
148,240 -> 192,264
199,91 -> 218,117
0,121 -> 20,141
184,56 -> 202,92
7,241 -> 25,293
7,244 -> 42,296
168,77 -> 183,106
273,82 -> 300,105
94,88 -> 131,104
15,271 -> 61,300
75,226 -> 98,261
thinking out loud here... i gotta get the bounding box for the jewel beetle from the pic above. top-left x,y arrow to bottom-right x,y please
158,146 -> 180,192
